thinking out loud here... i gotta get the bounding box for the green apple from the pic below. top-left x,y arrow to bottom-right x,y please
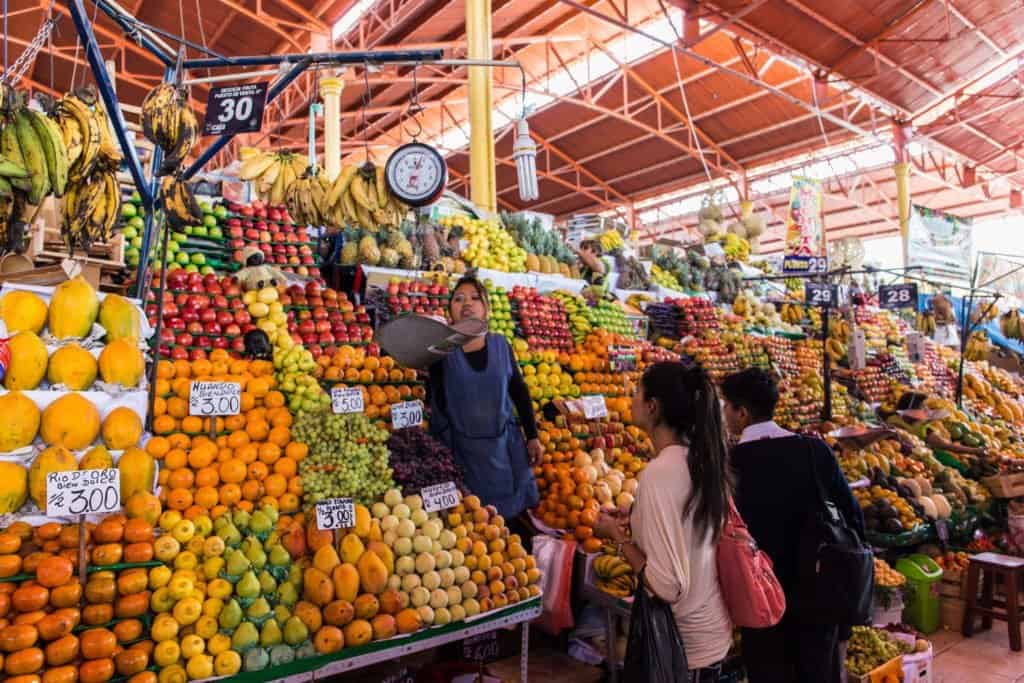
121,203 -> 138,219
213,205 -> 228,220
129,216 -> 144,230
190,253 -> 206,265
122,226 -> 138,240
200,266 -> 215,275
203,215 -> 217,229
167,241 -> 180,254
200,201 -> 212,214
209,227 -> 223,240
176,251 -> 191,265
193,226 -> 208,238
172,232 -> 188,243
130,190 -> 142,204
131,237 -> 142,249
185,264 -> 198,273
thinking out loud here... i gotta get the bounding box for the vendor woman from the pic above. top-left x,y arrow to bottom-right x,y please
427,275 -> 542,529
883,391 -> 986,457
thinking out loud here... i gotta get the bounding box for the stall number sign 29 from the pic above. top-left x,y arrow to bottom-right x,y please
316,497 -> 355,530
804,282 -> 838,307
879,283 -> 918,310
189,381 -> 241,416
202,82 -> 268,136
47,469 -> 120,516
331,387 -> 364,414
391,400 -> 424,430
421,482 -> 461,513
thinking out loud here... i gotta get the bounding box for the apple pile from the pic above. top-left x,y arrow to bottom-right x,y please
667,296 -> 719,337
279,281 -> 375,358
222,200 -> 321,279
384,278 -> 449,319
487,283 -> 515,343
509,286 -> 573,352
148,271 -> 255,361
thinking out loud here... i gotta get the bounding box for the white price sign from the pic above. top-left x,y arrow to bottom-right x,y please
331,387 -> 365,414
849,328 -> 867,370
47,469 -> 121,517
391,400 -> 424,430
316,497 -> 355,530
189,381 -> 241,416
582,395 -> 608,419
421,482 -> 461,513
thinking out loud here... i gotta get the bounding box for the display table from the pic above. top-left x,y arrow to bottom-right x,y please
579,555 -> 632,683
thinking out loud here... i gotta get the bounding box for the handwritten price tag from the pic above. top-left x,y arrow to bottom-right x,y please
462,631 -> 500,662
581,395 -> 608,420
331,387 -> 365,414
421,482 -> 461,513
47,469 -> 121,517
189,381 -> 241,416
316,497 -> 355,530
391,400 -> 424,430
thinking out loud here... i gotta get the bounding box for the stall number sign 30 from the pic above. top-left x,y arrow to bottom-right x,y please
421,482 -> 461,513
879,283 -> 918,310
316,497 -> 356,530
331,387 -> 364,414
47,469 -> 120,516
582,395 -> 608,419
391,400 -> 424,430
804,282 -> 838,307
189,381 -> 241,416
202,83 -> 268,136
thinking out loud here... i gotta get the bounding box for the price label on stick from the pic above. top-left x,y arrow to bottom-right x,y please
202,82 -> 268,136
582,394 -> 608,419
804,282 -> 838,308
391,400 -> 424,430
316,497 -> 355,530
331,387 -> 365,414
879,283 -> 918,310
421,482 -> 461,513
189,381 -> 241,416
47,469 -> 121,517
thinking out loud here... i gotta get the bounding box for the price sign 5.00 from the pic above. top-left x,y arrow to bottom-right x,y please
391,400 -> 424,430
47,469 -> 121,517
331,387 -> 365,414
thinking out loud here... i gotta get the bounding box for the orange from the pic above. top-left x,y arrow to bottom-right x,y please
172,378 -> 191,400
218,484 -> 241,507
263,474 -> 287,498
181,416 -> 203,435
287,477 -> 303,495
166,469 -> 194,491
240,393 -> 255,412
202,417 -> 225,434
258,443 -> 281,465
260,496 -> 280,511
146,437 -> 170,459
389,369 -> 404,383
210,504 -> 228,520
191,360 -> 212,377
153,397 -> 167,417
264,391 -> 285,408
270,411 -> 292,428
154,379 -> 171,397
164,449 -> 188,471
273,458 -> 296,478
194,487 -> 218,510
246,421 -> 269,442
248,378 -> 270,398
358,369 -> 373,384
224,415 -> 246,432
217,447 -> 233,463
235,443 -> 258,465
219,460 -> 246,484
285,443 -> 308,461
374,368 -> 388,383
172,360 -> 191,379
278,493 -> 299,513
344,368 -> 359,382
363,357 -> 380,371
156,361 -> 175,380
166,489 -> 193,511
247,462 -> 269,481
209,349 -> 229,362
247,407 -> 267,423
236,500 -> 254,513
194,467 -> 219,488
168,433 -> 190,450
227,431 -> 250,449
157,469 -> 170,486
241,480 -> 262,502
152,416 -> 176,436
187,442 -> 217,469
268,427 -> 290,447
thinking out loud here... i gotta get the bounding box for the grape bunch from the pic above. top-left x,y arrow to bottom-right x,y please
387,427 -> 465,495
845,626 -> 907,676
295,411 -> 395,506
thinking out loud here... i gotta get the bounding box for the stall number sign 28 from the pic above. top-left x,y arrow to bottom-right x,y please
879,283 -> 918,310
189,381 -> 241,416
316,497 -> 356,531
202,83 -> 268,136
331,387 -> 364,414
421,482 -> 461,513
391,400 -> 424,430
804,282 -> 838,307
47,469 -> 120,516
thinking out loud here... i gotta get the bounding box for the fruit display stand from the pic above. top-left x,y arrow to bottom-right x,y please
578,553 -> 630,683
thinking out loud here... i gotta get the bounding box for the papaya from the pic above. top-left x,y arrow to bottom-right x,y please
29,446 -> 77,508
0,291 -> 47,334
101,408 -> 142,450
80,445 -> 114,471
98,340 -> 144,388
48,276 -> 99,340
46,344 -> 98,391
118,447 -> 154,500
5,331 -> 47,390
0,391 -> 40,451
41,393 -> 100,449
0,461 -> 28,513
98,295 -> 141,343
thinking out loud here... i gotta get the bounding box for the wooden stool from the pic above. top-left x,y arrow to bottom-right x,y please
962,552 -> 1024,651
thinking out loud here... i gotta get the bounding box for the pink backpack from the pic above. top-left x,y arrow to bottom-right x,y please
716,499 -> 786,628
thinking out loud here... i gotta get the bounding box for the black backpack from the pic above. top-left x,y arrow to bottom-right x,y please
793,439 -> 874,625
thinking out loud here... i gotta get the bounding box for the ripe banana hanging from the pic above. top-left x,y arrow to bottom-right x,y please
141,83 -> 196,175
159,174 -> 203,228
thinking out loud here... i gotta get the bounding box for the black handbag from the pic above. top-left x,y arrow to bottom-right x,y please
793,439 -> 874,626
624,571 -> 689,682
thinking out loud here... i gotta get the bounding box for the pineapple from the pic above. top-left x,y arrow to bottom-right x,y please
340,229 -> 360,266
358,235 -> 381,266
380,247 -> 400,268
421,228 -> 441,266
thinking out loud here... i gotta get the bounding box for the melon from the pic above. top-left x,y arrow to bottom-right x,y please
29,445 -> 78,508
101,407 -> 142,450
41,393 -> 100,449
0,461 -> 27,513
98,339 -> 144,387
0,391 -> 40,451
1,291 -> 47,334
5,331 -> 48,390
98,294 -> 141,343
48,276 -> 99,339
46,343 -> 98,390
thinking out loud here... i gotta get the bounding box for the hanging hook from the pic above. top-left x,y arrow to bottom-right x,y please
403,63 -> 424,140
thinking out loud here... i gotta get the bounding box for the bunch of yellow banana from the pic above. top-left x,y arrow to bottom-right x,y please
825,338 -> 847,362
829,318 -> 851,341
916,311 -> 936,336
54,88 -> 123,187
158,174 -> 203,229
323,162 -> 407,233
237,148 -> 306,206
60,165 -> 120,251
140,83 -> 197,175
0,103 -> 68,205
965,331 -> 992,361
599,229 -> 623,252
780,303 -> 805,325
284,166 -> 330,227
594,550 -> 636,598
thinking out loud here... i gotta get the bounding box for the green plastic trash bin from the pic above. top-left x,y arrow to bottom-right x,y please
896,554 -> 943,633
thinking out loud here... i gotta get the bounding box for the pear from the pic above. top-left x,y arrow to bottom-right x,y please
265,530 -> 281,548
295,642 -> 317,660
274,604 -> 292,626
269,544 -> 291,568
219,599 -> 243,630
232,621 -> 259,651
233,509 -> 251,530
243,646 -> 269,672
288,564 -> 303,584
258,570 -> 278,595
277,581 -> 299,607
214,516 -> 229,531
236,570 -> 260,599
225,549 -> 251,576
270,644 -> 295,665
243,537 -> 267,570
250,510 -> 273,536
217,522 -> 241,547
247,597 -> 271,621
260,618 -> 283,647
262,504 -> 279,525
283,616 -> 309,646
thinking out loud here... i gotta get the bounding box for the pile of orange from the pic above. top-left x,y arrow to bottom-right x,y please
312,348 -> 425,425
150,352 -> 307,518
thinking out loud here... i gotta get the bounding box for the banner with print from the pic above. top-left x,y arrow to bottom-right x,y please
782,176 -> 825,273
907,204 -> 972,285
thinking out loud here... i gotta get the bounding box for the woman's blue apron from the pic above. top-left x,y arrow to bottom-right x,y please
429,334 -> 539,519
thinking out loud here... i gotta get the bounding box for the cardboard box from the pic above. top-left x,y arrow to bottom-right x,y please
939,596 -> 965,631
848,655 -> 904,683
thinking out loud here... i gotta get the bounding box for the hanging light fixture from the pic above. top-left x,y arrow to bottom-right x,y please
513,117 -> 538,202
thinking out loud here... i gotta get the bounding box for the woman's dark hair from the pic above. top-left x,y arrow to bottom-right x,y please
895,392 -> 929,411
720,368 -> 779,422
641,361 -> 732,541
449,276 -> 489,316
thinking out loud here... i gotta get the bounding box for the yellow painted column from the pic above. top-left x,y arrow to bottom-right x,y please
319,77 -> 344,182
466,0 -> 495,213
895,161 -> 910,266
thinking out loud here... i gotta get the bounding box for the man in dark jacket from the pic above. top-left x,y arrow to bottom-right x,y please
721,368 -> 865,683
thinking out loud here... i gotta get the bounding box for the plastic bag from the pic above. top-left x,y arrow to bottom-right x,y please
533,535 -> 575,635
624,572 -> 688,682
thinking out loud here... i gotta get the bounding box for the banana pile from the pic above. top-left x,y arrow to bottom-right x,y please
598,229 -> 623,253
159,174 -> 203,229
999,309 -> 1022,340
779,303 -> 805,325
965,330 -> 992,361
237,148 -> 307,205
916,310 -> 936,336
322,163 -> 407,232
140,83 -> 198,175
285,166 -> 331,228
593,547 -> 637,598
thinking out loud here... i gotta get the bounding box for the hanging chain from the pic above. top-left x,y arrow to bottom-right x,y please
1,16 -> 58,86
404,64 -> 424,140
360,63 -> 372,163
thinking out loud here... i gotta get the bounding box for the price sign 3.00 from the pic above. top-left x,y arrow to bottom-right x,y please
189,381 -> 241,417
316,497 -> 356,530
47,469 -> 121,517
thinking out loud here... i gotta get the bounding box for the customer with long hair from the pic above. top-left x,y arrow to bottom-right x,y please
595,361 -> 733,680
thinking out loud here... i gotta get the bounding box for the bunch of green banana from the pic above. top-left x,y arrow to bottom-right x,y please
324,162 -> 407,233
0,103 -> 69,205
60,165 -> 120,251
140,83 -> 196,175
237,148 -> 306,206
0,154 -> 28,253
159,174 -> 203,229
284,166 -> 330,227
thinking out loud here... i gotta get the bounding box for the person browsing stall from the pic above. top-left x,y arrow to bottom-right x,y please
426,276 -> 542,528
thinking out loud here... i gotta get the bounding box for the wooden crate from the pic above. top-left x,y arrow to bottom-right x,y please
981,472 -> 1024,498
28,220 -> 125,270
938,569 -> 966,599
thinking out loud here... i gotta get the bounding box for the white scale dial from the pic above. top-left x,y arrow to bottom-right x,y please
385,143 -> 447,207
